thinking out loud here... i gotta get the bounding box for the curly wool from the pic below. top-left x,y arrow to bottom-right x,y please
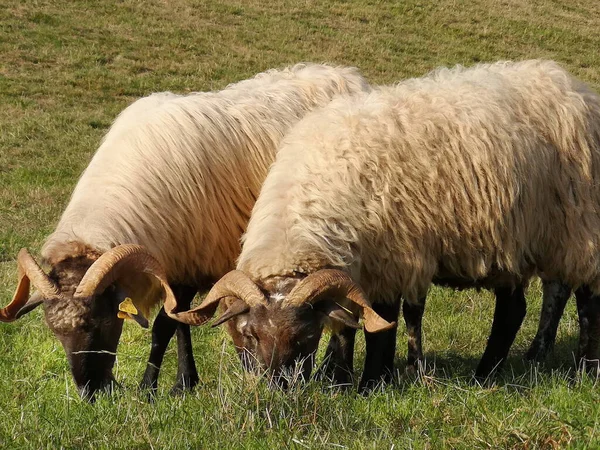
42,63 -> 370,299
238,60 -> 600,302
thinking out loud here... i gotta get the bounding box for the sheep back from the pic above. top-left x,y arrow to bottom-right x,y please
238,60 -> 600,302
43,64 -> 370,286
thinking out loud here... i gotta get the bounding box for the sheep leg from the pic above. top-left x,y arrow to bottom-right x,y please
139,307 -> 177,393
403,297 -> 425,373
140,285 -> 198,394
317,327 -> 357,386
171,307 -> 200,395
475,285 -> 526,380
526,281 -> 571,361
575,286 -> 600,374
358,300 -> 401,393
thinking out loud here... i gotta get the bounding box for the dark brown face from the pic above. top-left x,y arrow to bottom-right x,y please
44,286 -> 125,401
20,255 -> 127,401
224,303 -> 331,386
196,270 -> 390,388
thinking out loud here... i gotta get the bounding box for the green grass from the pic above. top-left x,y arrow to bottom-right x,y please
1,0 -> 600,448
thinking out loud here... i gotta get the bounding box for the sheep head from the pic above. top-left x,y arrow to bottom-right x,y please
166,269 -> 395,384
1,244 -> 175,401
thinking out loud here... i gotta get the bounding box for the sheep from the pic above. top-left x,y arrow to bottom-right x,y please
167,60 -> 600,390
0,63 -> 370,400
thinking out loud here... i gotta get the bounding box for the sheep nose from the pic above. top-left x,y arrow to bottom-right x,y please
78,375 -> 120,402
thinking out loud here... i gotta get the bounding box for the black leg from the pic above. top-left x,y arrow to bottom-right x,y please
575,286 -> 600,374
140,285 -> 198,394
526,281 -> 571,361
403,297 -> 426,372
358,300 -> 401,393
475,285 -> 526,380
171,310 -> 200,395
139,307 -> 177,392
317,327 -> 357,386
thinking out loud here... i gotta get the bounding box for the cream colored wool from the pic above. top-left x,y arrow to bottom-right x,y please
43,63 -> 370,303
238,60 -> 600,303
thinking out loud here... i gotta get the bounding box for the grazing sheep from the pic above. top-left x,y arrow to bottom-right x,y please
0,63 -> 370,400
168,60 -> 600,389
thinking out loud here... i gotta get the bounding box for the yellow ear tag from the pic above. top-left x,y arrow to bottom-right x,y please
119,297 -> 139,315
117,297 -> 149,329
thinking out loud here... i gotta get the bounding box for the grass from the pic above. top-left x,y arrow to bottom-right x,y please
1,0 -> 600,448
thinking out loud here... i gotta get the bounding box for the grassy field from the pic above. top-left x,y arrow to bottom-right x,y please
1,0 -> 600,448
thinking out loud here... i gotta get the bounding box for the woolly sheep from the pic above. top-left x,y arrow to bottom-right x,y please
0,63 -> 370,400
169,60 -> 600,389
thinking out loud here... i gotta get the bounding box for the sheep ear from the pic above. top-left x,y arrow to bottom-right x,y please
212,299 -> 249,327
320,302 -> 360,330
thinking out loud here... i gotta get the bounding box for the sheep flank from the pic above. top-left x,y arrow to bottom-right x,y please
238,60 -> 600,303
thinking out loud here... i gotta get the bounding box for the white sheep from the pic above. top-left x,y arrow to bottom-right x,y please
0,63 -> 370,400
170,60 -> 600,389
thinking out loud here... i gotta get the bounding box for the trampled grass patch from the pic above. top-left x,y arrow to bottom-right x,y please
1,0 -> 600,448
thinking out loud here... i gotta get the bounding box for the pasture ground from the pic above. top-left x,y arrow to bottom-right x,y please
1,1 -> 599,448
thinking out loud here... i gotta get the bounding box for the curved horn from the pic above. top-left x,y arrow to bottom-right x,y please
0,249 -> 61,322
0,248 -> 60,322
284,269 -> 395,333
165,270 -> 267,326
74,245 -> 175,310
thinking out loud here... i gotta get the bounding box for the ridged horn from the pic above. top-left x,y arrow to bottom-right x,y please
0,249 -> 60,322
74,244 -> 175,310
283,269 -> 395,333
165,270 -> 267,326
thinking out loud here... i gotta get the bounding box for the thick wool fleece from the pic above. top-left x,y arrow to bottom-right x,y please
239,60 -> 600,303
43,63 -> 370,305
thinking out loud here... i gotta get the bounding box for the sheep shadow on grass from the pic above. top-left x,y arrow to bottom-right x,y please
382,333 -> 588,392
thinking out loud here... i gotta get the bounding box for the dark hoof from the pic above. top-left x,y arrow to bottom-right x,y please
324,372 -> 353,391
358,374 -> 392,395
473,371 -> 493,384
404,359 -> 426,380
474,358 -> 504,381
404,364 -> 421,382
138,379 -> 158,402
470,371 -> 498,388
473,362 -> 498,386
333,370 -> 353,386
139,367 -> 159,393
139,374 -> 158,391
525,342 -> 549,362
314,365 -> 353,388
358,378 -> 382,396
169,374 -> 199,396
358,367 -> 397,395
